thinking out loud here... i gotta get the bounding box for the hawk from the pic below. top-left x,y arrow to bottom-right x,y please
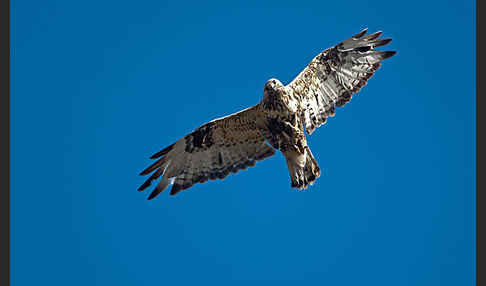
138,28 -> 396,199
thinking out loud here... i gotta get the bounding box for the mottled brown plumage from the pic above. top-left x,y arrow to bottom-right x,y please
138,28 -> 396,199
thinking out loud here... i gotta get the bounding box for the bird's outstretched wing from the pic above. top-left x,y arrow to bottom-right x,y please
138,106 -> 275,199
288,28 -> 396,135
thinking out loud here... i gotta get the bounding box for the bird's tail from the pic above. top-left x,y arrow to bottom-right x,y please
285,146 -> 321,190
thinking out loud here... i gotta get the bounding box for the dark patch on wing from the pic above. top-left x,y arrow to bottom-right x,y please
184,122 -> 216,153
356,46 -> 371,53
318,46 -> 340,65
266,117 -> 299,150
266,117 -> 285,149
266,117 -> 287,134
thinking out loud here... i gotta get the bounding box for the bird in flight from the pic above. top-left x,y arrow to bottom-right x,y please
138,28 -> 396,199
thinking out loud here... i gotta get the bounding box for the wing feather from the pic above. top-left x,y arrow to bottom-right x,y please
288,28 -> 396,134
138,106 -> 275,199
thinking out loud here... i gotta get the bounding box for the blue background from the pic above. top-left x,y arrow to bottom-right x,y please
11,1 -> 475,285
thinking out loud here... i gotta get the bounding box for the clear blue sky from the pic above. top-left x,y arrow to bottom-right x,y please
11,0 -> 475,285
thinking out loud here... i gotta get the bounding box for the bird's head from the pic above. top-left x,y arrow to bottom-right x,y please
264,78 -> 284,92
263,78 -> 284,101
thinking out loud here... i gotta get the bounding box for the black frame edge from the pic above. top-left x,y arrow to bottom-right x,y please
4,0 -> 10,284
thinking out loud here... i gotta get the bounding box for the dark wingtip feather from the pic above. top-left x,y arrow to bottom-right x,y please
147,188 -> 162,200
138,180 -> 152,192
139,165 -> 155,176
363,31 -> 382,41
149,143 -> 174,159
382,51 -> 397,59
139,169 -> 163,192
353,28 -> 368,39
371,38 -> 392,48
170,184 -> 183,196
139,157 -> 165,176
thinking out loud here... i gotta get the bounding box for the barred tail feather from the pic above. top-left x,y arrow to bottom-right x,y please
285,147 -> 320,190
